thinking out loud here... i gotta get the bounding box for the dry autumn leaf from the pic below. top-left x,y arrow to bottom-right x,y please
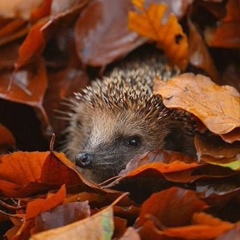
0,0 -> 240,238
0,0 -> 43,20
0,59 -> 48,123
16,20 -> 47,69
195,135 -> 240,170
106,150 -> 237,190
0,151 -> 100,198
74,0 -> 146,67
154,73 -> 240,136
188,18 -> 219,83
31,201 -> 90,233
204,0 -> 240,49
129,0 -> 189,70
136,188 -> 235,239
0,124 -> 15,148
30,193 -> 127,240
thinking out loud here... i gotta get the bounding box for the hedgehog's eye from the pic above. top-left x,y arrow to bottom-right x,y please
126,136 -> 141,148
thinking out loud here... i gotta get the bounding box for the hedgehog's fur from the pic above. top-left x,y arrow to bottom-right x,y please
62,56 -> 196,183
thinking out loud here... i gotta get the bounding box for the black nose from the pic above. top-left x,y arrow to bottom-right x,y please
75,152 -> 93,168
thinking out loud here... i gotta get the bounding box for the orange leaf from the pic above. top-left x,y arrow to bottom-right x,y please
0,151 -> 99,197
30,193 -> 127,240
26,185 -> 66,220
163,212 -> 234,239
0,124 -> 15,148
0,58 -> 47,110
31,201 -> 90,233
129,0 -> 189,70
188,18 -> 219,83
16,20 -> 47,68
74,0 -> 145,67
31,0 -> 52,22
136,187 -> 207,228
154,73 -> 240,135
204,0 -> 240,49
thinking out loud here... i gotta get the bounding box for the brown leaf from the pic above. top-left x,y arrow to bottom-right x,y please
0,41 -> 19,69
129,0 -> 189,70
30,193 -> 127,240
7,185 -> 66,240
0,151 -> 100,198
136,187 -> 236,239
216,223 -> 240,240
120,227 -> 141,240
0,58 -> 47,110
16,20 -> 48,69
162,213 -> 233,239
136,187 -> 207,228
0,124 -> 15,149
195,134 -> 240,162
204,0 -> 240,49
113,217 -> 127,239
32,201 -> 90,233
119,150 -> 200,176
194,134 -> 240,172
220,127 -> 240,143
154,73 -> 240,135
0,0 -> 44,20
106,150 -> 236,190
31,0 -> 52,22
74,0 -> 146,67
25,185 -> 66,220
0,19 -> 27,41
188,18 -> 220,83
43,66 -> 90,134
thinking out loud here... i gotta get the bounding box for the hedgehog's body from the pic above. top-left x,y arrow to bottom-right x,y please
63,56 -> 196,183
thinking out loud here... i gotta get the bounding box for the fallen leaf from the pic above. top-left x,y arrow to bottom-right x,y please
195,134 -> 240,161
0,0 -> 43,20
119,227 -> 141,240
0,151 -> 100,198
43,66 -> 90,135
32,201 -> 90,233
16,20 -> 48,69
216,223 -> 240,240
204,0 -> 240,49
0,19 -> 27,41
0,59 -> 48,120
113,217 -> 127,239
188,17 -> 220,83
0,124 -> 15,148
154,73 -> 240,135
26,185 -> 66,220
31,0 -> 52,22
220,127 -> 240,143
74,0 -> 146,67
30,193 -> 127,240
161,212 -> 234,239
136,187 -> 207,228
129,0 -> 189,70
0,41 -> 19,69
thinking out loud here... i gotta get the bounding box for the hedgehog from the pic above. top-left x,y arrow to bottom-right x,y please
62,56 -> 196,183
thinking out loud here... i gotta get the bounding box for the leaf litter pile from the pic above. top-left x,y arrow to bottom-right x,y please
0,0 -> 240,239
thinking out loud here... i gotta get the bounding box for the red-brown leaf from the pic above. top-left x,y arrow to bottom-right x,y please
74,0 -> 146,67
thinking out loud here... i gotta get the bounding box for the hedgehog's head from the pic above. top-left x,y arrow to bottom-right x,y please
63,75 -> 173,183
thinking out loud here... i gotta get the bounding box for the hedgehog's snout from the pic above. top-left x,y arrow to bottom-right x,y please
75,152 -> 93,168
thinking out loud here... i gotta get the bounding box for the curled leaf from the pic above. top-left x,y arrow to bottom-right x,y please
129,0 -> 189,70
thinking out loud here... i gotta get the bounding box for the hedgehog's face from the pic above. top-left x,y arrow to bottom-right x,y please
65,102 -> 169,183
